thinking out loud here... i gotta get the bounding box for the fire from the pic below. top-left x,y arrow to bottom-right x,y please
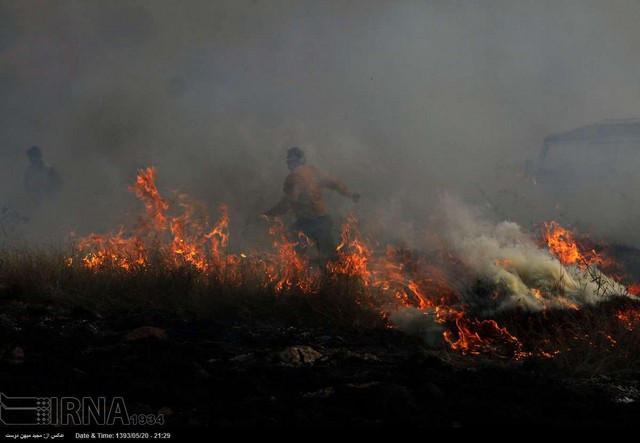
76,167 -> 233,274
265,217 -> 315,293
543,221 -> 604,268
627,284 -> 640,296
368,246 -> 431,310
169,197 -> 207,271
130,167 -> 169,232
77,228 -> 147,271
543,221 -> 583,265
69,167 -> 640,362
328,214 -> 373,283
443,310 -> 530,359
617,307 -> 640,331
206,204 -> 230,267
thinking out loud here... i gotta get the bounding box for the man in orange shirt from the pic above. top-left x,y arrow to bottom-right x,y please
264,147 -> 360,258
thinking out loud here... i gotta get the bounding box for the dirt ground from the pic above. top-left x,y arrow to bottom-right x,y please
1,295 -> 639,429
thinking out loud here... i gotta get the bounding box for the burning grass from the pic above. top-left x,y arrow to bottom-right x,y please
2,167 -> 640,377
2,246 -> 640,377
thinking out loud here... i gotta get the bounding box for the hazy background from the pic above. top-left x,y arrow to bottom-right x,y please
2,0 -> 640,248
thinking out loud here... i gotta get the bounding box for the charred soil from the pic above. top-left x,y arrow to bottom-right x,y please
1,281 -> 639,427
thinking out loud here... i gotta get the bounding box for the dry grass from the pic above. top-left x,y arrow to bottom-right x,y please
2,246 -> 639,376
0,247 -> 386,332
495,297 -> 640,376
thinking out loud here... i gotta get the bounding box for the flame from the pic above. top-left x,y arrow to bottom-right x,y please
617,307 -> 640,331
77,228 -> 148,271
543,221 -> 582,266
543,221 -> 605,268
327,214 -> 373,283
369,246 -> 430,309
69,167 -> 640,362
76,167 -> 233,274
206,204 -> 230,266
130,167 -> 169,232
627,284 -> 640,296
169,196 -> 206,271
443,310 -> 530,359
265,217 -> 314,293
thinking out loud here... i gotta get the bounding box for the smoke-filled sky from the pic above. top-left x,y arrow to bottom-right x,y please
2,0 -> 640,247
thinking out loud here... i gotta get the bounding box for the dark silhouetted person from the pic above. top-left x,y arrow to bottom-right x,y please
23,146 -> 61,205
264,147 -> 360,258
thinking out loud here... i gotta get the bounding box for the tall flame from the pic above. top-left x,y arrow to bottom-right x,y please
70,168 -> 639,362
130,167 -> 169,232
265,217 -> 314,293
328,214 -> 373,283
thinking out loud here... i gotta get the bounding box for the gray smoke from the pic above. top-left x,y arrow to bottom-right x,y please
2,1 -> 640,248
389,195 -> 629,343
438,195 -> 627,311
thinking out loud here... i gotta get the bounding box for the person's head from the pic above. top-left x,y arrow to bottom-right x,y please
26,146 -> 42,164
286,147 -> 306,171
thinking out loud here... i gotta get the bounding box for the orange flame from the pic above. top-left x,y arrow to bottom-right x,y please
617,307 -> 640,331
130,167 -> 169,232
265,217 -> 314,293
77,228 -> 147,271
327,214 -> 373,283
543,221 -> 582,266
76,168 -> 233,274
543,221 -> 604,268
627,283 -> 640,296
206,204 -> 230,262
73,167 -> 627,361
443,310 -> 530,359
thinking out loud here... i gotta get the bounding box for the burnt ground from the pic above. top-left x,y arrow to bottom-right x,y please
1,297 -> 640,429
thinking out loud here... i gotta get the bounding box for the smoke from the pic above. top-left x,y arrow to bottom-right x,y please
389,195 -> 628,343
389,307 -> 444,347
2,1 -> 640,247
438,195 -> 626,311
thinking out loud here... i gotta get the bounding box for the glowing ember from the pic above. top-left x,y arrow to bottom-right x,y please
617,307 -> 640,331
627,284 -> 640,296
